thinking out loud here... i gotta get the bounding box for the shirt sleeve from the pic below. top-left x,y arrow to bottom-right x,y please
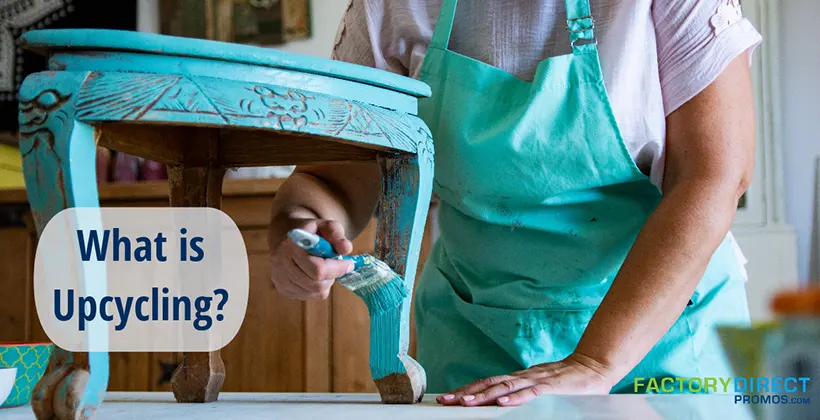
332,0 -> 435,77
332,0 -> 426,76
653,0 -> 762,116
331,0 -> 377,68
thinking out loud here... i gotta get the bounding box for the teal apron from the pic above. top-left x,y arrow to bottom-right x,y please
415,0 -> 751,394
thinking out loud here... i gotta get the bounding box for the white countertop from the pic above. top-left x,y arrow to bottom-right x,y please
0,392 -> 755,419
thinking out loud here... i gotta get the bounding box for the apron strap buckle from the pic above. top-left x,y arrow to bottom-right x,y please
567,15 -> 596,48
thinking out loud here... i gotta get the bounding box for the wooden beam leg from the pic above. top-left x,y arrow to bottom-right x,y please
19,72 -> 109,419
167,158 -> 227,403
370,152 -> 433,404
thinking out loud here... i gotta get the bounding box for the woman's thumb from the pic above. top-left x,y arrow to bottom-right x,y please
317,220 -> 353,255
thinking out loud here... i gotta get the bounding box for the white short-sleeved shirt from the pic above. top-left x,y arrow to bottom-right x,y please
331,0 -> 761,278
331,0 -> 762,190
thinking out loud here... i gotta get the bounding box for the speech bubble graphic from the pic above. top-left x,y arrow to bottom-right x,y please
34,207 -> 249,352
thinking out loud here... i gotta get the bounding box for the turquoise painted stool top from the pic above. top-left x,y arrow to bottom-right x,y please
21,29 -> 431,98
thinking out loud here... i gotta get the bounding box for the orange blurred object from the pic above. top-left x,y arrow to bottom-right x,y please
772,287 -> 820,316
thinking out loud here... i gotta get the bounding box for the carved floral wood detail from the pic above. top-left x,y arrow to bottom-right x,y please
19,88 -> 72,133
73,72 -> 433,157
18,85 -> 74,230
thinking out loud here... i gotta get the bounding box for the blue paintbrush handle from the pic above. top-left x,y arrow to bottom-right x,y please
287,229 -> 369,270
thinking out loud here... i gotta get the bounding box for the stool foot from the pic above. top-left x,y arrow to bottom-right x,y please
369,305 -> 427,404
171,352 -> 226,403
374,356 -> 426,404
32,351 -> 104,420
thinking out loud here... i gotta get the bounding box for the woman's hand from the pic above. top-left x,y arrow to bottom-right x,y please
269,218 -> 355,300
436,353 -> 614,407
268,163 -> 381,301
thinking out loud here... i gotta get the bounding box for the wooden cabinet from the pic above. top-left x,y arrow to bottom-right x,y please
0,178 -> 435,393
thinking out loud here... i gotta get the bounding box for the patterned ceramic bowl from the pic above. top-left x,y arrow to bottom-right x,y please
0,343 -> 52,407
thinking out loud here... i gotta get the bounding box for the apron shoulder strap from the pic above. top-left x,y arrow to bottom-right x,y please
429,0 -> 596,53
566,0 -> 596,49
429,0 -> 458,51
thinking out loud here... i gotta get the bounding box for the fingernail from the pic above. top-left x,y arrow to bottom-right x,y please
346,264 -> 354,273
442,394 -> 455,401
498,397 -> 509,404
462,395 -> 475,402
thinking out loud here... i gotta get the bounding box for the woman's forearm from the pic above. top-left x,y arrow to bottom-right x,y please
573,53 -> 755,384
269,163 -> 382,245
574,178 -> 742,382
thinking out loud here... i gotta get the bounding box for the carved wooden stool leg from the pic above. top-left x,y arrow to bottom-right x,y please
170,351 -> 225,403
371,151 -> 433,404
167,157 -> 227,403
20,72 -> 109,420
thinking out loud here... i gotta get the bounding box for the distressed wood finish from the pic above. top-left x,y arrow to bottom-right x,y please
370,137 -> 434,403
49,52 -> 420,114
18,70 -> 109,420
71,72 -> 425,154
18,28 -> 434,416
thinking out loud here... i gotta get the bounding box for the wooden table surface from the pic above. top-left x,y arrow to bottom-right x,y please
1,392 -> 755,419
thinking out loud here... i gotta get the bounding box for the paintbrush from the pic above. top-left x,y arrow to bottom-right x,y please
288,229 -> 409,315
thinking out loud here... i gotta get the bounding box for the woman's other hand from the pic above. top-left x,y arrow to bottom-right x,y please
436,353 -> 613,407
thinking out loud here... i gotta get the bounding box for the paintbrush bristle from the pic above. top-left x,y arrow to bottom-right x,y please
337,256 -> 409,315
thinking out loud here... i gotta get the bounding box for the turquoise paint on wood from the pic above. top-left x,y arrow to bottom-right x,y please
369,150 -> 433,402
18,28 -> 434,413
370,307 -> 405,378
19,70 -> 110,418
48,52 -> 419,115
71,72 -> 426,153
20,29 -> 432,98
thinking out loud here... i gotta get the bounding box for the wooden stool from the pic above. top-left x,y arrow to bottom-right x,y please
18,29 -> 433,419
